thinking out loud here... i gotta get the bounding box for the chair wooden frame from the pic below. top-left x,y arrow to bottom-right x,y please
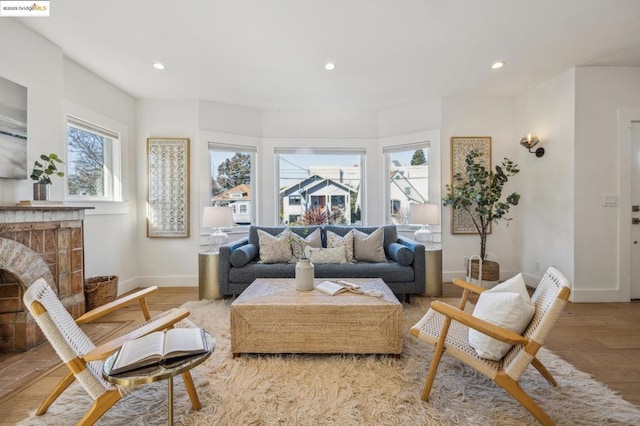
411,267 -> 571,425
24,280 -> 201,425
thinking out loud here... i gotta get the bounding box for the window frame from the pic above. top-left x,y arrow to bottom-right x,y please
207,142 -> 257,227
275,148 -> 366,226
383,142 -> 431,229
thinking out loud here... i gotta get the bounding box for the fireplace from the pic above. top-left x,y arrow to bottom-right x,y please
0,206 -> 91,352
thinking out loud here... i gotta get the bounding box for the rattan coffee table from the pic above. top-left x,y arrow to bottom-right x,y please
230,278 -> 402,357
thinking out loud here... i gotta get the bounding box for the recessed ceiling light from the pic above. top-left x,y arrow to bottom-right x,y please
491,61 -> 505,70
152,62 -> 166,70
324,62 -> 336,71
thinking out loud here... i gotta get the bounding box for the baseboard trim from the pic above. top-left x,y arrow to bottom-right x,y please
116,275 -> 198,295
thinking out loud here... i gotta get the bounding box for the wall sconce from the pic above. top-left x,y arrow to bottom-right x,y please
520,133 -> 544,157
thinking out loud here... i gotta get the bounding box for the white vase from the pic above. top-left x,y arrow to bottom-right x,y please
295,258 -> 315,291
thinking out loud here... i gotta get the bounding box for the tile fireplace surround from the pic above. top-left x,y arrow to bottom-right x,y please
0,205 -> 91,352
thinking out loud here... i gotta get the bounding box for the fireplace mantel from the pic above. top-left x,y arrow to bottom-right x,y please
0,204 -> 93,351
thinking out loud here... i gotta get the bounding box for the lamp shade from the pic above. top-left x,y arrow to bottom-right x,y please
410,203 -> 439,225
202,206 -> 234,228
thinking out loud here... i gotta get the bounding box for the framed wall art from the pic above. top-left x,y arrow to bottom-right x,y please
0,75 -> 28,179
147,137 -> 190,238
450,136 -> 492,234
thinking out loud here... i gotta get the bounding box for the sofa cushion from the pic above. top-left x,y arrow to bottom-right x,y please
353,227 -> 387,263
387,242 -> 414,266
326,230 -> 355,263
249,226 -> 323,247
230,243 -> 258,267
288,228 -> 322,262
469,273 -> 535,361
257,230 -> 292,263
304,246 -> 347,264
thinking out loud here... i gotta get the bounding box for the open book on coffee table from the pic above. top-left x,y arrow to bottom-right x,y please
109,328 -> 207,374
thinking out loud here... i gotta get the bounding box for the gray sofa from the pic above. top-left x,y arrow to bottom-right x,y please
219,224 -> 425,301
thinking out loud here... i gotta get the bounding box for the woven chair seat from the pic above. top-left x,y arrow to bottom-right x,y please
412,308 -> 501,380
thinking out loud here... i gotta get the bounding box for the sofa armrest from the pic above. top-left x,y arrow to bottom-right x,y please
219,237 -> 250,295
397,236 -> 426,294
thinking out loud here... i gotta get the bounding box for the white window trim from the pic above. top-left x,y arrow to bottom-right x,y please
274,147 -> 366,226
380,130 -> 441,236
63,101 -> 128,215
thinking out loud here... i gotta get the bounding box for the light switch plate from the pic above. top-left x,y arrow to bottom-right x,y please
602,194 -> 618,207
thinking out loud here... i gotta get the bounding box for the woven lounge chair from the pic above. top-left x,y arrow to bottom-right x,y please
23,278 -> 200,425
411,266 -> 571,425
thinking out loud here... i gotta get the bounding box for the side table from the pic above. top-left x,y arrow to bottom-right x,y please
103,331 -> 216,426
424,243 -> 443,296
199,251 -> 221,299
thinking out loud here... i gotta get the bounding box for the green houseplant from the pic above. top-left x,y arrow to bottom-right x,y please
30,153 -> 65,200
442,149 -> 520,281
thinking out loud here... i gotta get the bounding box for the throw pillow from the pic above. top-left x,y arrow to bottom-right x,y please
326,230 -> 355,263
288,228 -> 322,263
257,229 -> 293,264
386,242 -> 414,266
468,273 -> 536,361
303,246 -> 347,264
353,227 -> 387,263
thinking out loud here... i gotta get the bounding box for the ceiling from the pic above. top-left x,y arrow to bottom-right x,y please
19,0 -> 640,111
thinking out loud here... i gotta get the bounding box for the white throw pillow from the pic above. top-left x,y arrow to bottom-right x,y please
288,229 -> 322,262
303,246 -> 347,264
468,273 -> 535,361
326,230 -> 355,263
353,227 -> 387,263
257,230 -> 293,264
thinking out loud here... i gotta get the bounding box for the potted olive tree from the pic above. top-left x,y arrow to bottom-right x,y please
31,153 -> 65,201
442,149 -> 520,283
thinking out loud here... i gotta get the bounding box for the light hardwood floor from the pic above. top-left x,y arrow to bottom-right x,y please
1,285 -> 638,424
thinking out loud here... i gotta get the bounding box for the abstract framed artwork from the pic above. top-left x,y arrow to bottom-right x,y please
450,136 -> 492,234
0,75 -> 28,179
147,137 -> 190,238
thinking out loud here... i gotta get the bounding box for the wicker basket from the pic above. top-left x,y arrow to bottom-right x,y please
469,259 -> 500,282
84,275 -> 118,311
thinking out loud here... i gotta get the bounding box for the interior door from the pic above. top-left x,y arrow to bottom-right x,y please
631,122 -> 640,299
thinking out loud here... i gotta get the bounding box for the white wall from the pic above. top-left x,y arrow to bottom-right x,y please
440,98 -> 520,282
515,70 -> 576,289
0,20 -> 64,202
573,67 -> 640,302
63,59 -> 139,292
135,100 -> 200,287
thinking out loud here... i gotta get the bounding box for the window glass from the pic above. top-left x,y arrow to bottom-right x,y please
277,152 -> 363,225
66,117 -> 120,200
386,147 -> 429,225
209,149 -> 254,225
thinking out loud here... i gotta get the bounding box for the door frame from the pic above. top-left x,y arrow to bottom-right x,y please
617,108 -> 640,301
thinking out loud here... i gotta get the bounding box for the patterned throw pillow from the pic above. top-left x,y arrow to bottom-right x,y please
326,230 -> 355,263
353,227 -> 387,263
257,229 -> 292,263
303,246 -> 347,264
288,229 -> 322,262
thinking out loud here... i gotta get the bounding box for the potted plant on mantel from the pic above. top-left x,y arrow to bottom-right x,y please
30,153 -> 65,201
442,149 -> 520,284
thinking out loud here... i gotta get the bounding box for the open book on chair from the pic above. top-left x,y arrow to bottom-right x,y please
109,328 -> 207,375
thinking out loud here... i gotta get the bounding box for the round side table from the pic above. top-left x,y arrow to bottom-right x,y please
103,331 -> 216,425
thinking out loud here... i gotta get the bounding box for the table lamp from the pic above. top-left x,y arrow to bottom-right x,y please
202,206 -> 234,253
409,203 -> 439,243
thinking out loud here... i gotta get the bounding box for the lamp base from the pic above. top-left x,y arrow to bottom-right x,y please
414,225 -> 433,243
209,228 -> 229,254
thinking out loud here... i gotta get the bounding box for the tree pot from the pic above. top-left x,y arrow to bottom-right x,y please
469,259 -> 500,282
33,183 -> 50,201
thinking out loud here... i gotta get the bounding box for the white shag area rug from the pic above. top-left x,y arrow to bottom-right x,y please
19,296 -> 640,425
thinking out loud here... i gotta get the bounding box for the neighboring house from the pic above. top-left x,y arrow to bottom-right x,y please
280,175 -> 353,225
389,164 -> 429,225
212,183 -> 251,224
